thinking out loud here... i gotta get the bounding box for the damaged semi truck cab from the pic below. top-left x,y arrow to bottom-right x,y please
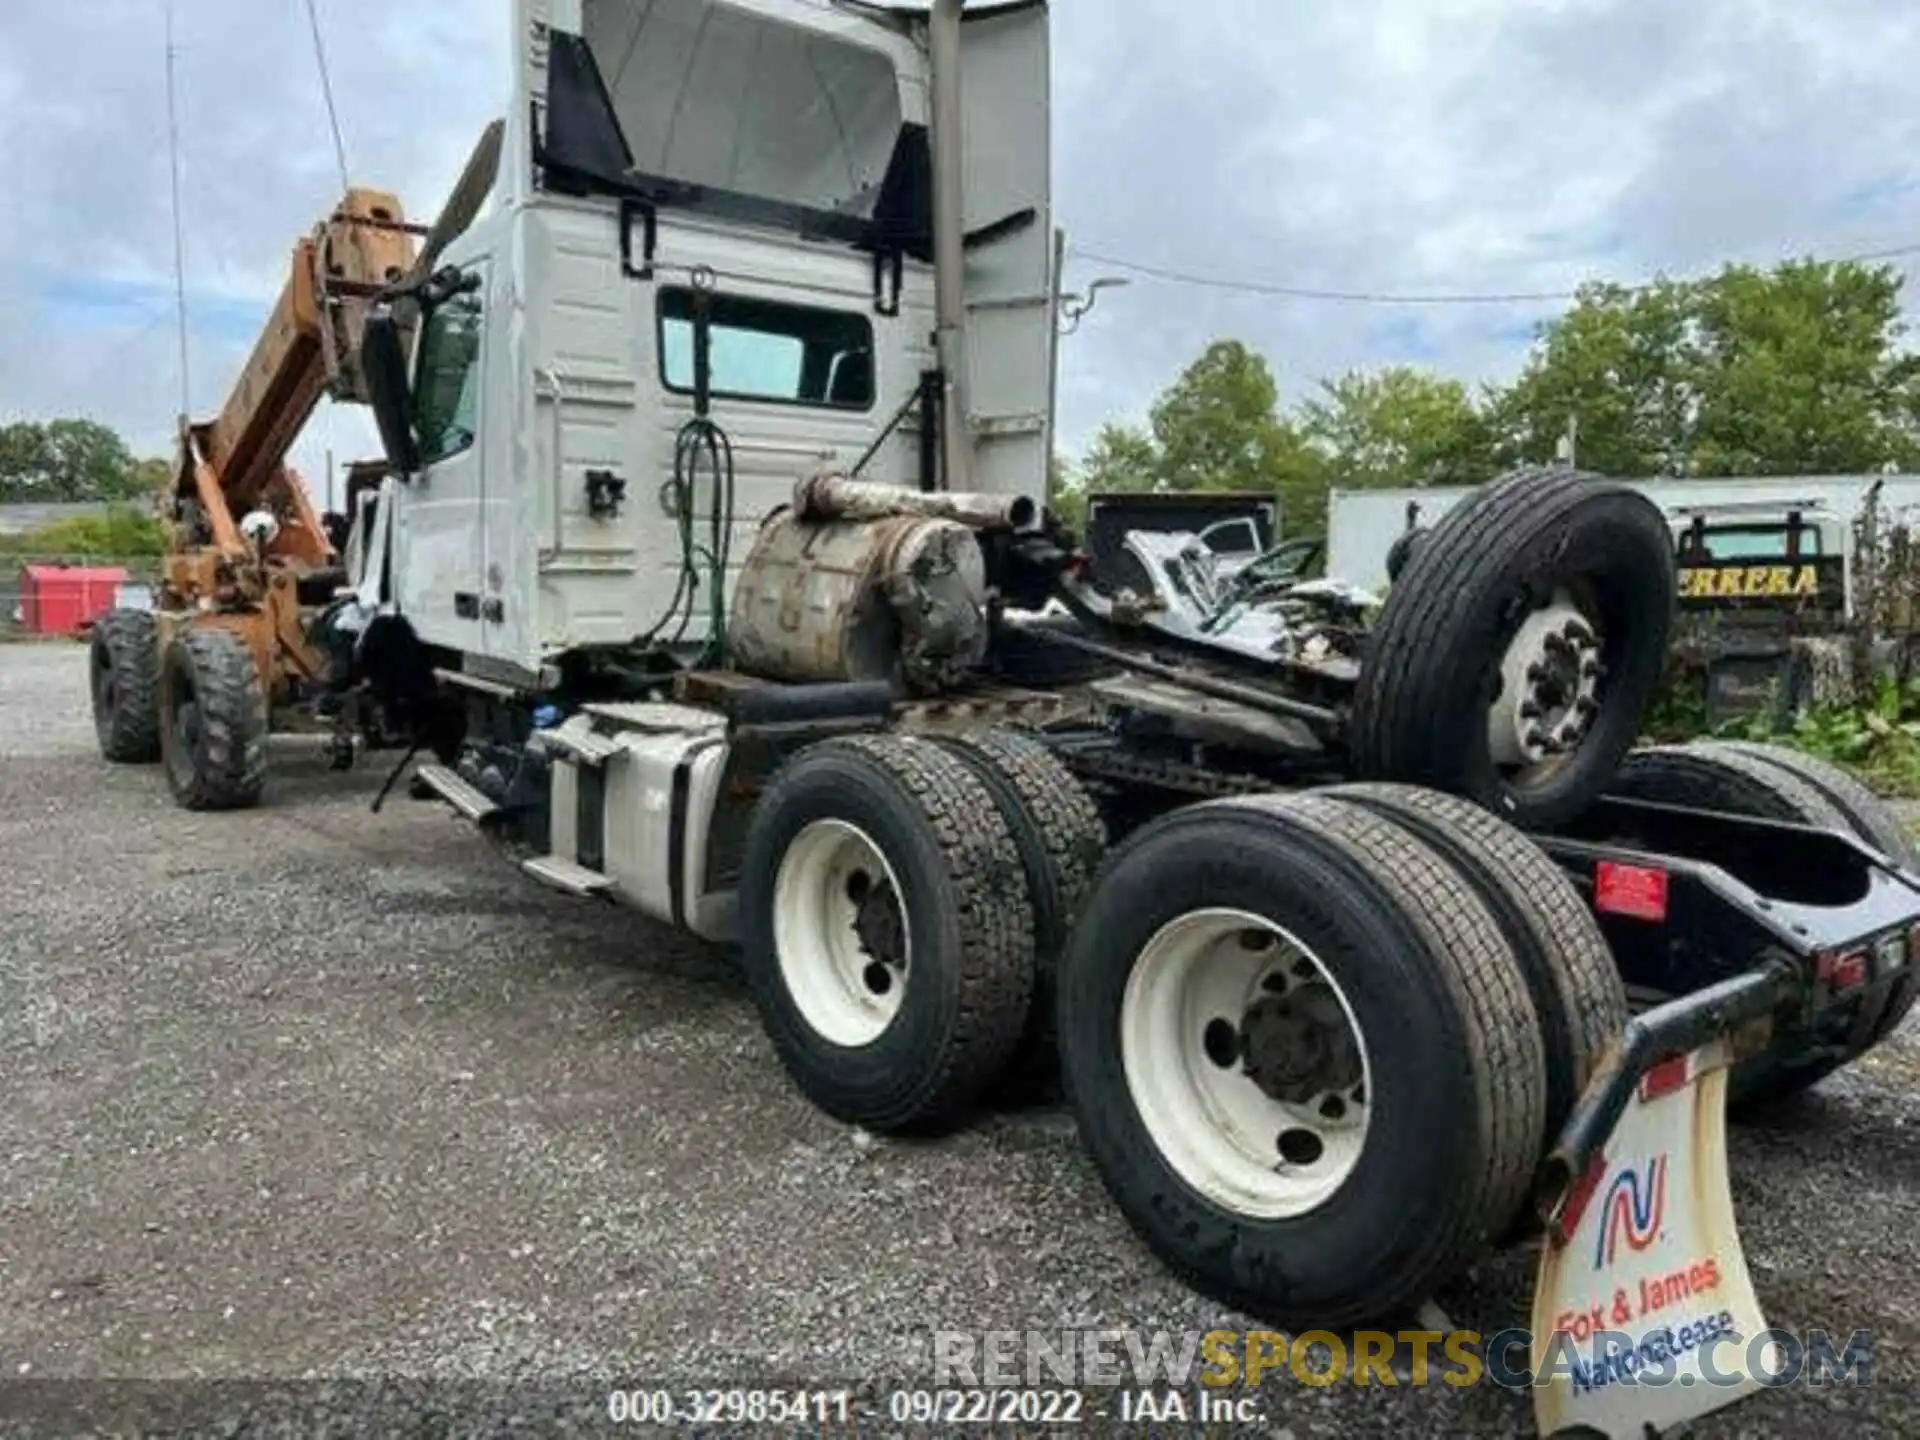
361,0 -> 1056,678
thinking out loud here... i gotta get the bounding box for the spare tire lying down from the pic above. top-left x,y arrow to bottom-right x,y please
1352,466 -> 1678,829
1056,790 -> 1618,1325
1612,740 -> 1920,1108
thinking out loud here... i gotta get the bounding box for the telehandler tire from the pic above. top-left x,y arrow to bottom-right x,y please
1055,792 -> 1546,1328
1611,743 -> 1887,1106
90,609 -> 161,764
738,735 -> 1034,1134
159,627 -> 268,812
1351,467 -> 1676,830
1327,782 -> 1628,1137
931,728 -> 1107,1094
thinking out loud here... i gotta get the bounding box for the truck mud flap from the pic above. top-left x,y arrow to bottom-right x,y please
1531,1034 -> 1776,1437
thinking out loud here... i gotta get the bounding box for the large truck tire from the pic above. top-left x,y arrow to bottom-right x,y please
1055,793 -> 1546,1328
159,626 -> 268,812
1326,783 -> 1628,1138
1351,467 -> 1676,830
1611,743 -> 1881,1107
1715,741 -> 1918,870
738,735 -> 1035,1134
931,728 -> 1107,1094
89,609 -> 162,764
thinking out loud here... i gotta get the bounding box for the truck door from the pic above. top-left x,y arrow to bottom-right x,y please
393,262 -> 491,656
959,0 -> 1056,502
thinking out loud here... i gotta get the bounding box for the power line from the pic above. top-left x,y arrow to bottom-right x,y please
163,0 -> 191,416
303,0 -> 351,193
1069,238 -> 1920,308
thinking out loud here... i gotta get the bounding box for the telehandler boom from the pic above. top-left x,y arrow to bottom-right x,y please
90,122 -> 504,805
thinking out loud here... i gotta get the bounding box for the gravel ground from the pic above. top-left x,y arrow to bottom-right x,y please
1,643 -> 1916,1436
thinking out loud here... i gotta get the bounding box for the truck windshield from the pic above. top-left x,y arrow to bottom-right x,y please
1681,524 -> 1825,561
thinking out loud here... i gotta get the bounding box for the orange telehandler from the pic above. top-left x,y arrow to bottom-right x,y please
87,126 -> 502,808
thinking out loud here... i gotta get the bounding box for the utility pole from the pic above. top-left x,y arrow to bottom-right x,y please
1555,414 -> 1579,470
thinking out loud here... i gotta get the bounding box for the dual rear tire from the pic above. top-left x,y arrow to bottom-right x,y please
741,739 -> 1614,1326
738,731 -> 1101,1134
1056,791 -> 1618,1326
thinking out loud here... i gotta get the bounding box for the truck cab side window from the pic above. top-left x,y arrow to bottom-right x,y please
413,289 -> 484,465
657,288 -> 874,410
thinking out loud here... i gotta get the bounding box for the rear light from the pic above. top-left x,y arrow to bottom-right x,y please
1554,1152 -> 1609,1244
1908,922 -> 1920,963
1817,950 -> 1869,991
1595,862 -> 1670,922
1639,1053 -> 1691,1101
1881,932 -> 1908,978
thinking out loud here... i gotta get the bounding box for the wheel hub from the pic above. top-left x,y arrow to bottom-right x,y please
1489,593 -> 1604,769
1120,910 -> 1373,1220
773,819 -> 912,1048
1242,987 -> 1364,1106
852,877 -> 906,973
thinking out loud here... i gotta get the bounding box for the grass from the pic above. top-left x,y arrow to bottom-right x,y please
1645,666 -> 1920,798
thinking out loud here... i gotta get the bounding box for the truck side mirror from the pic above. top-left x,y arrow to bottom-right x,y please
362,307 -> 421,476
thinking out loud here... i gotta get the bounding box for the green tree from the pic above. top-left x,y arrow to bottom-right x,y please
1490,279 -> 1699,477
1046,451 -> 1089,530
0,422 -> 55,501
1690,261 -> 1920,475
0,418 -> 158,502
1489,260 -> 1920,478
1302,366 -> 1495,491
1148,340 -> 1308,495
1078,421 -> 1161,494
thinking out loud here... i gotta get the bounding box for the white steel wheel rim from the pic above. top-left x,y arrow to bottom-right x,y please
773,819 -> 910,1049
1487,588 -> 1605,776
1122,909 -> 1372,1220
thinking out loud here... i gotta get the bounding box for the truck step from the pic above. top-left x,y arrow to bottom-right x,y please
414,764 -> 501,824
521,855 -> 614,898
535,726 -> 622,767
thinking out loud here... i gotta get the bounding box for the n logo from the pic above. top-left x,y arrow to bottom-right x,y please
1593,1155 -> 1667,1269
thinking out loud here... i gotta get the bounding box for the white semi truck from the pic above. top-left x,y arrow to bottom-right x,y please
87,4 -> 1920,1432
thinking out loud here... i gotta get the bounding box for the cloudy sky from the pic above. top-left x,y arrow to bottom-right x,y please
5,0 -> 1920,503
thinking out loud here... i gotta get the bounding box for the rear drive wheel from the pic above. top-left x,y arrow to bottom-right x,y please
1611,743 -> 1878,1106
90,609 -> 161,763
1057,793 -> 1546,1326
739,736 -> 1034,1133
1326,783 -> 1628,1139
1352,467 -> 1676,828
159,627 -> 268,811
931,728 -> 1108,1096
